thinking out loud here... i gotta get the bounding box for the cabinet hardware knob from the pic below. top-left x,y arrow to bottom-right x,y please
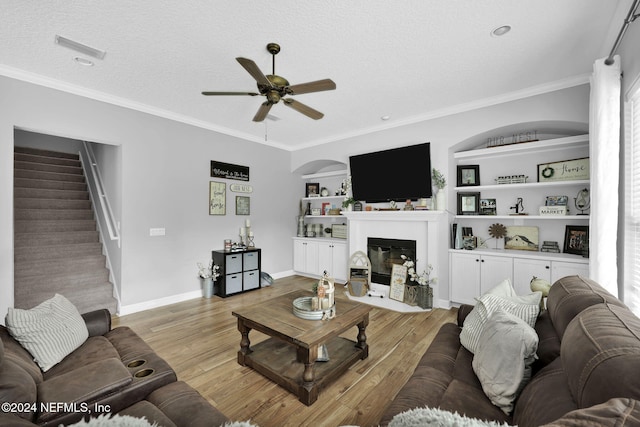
545,266 -> 550,269
481,259 -> 485,262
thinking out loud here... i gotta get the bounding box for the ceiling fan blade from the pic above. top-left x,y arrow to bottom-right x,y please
283,98 -> 324,120
201,91 -> 259,96
253,102 -> 273,122
236,57 -> 272,87
287,79 -> 336,95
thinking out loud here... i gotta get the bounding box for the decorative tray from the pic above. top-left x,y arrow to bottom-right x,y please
292,297 -> 336,320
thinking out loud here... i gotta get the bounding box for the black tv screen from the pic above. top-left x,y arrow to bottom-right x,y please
349,143 -> 432,203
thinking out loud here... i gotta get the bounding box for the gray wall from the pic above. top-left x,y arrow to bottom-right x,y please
1,76 -> 296,318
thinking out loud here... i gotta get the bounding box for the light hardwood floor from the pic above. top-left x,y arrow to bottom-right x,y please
112,276 -> 458,427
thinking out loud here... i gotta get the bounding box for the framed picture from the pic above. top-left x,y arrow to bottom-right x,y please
505,226 -> 539,251
545,195 -> 569,206
389,264 -> 407,302
457,192 -> 480,215
209,181 -> 226,215
462,236 -> 477,250
537,157 -> 589,182
480,198 -> 497,215
457,165 -> 480,186
306,182 -> 320,197
235,196 -> 250,215
564,225 -> 589,256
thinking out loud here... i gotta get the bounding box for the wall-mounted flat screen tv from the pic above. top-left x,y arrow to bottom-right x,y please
349,142 -> 432,203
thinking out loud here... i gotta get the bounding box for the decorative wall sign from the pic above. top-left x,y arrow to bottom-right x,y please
389,264 -> 407,302
230,183 -> 253,193
210,161 -> 250,181
486,130 -> 538,148
209,181 -> 226,215
236,196 -> 250,215
537,157 -> 589,182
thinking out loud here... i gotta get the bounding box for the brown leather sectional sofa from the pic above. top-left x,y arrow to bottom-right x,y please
380,275 -> 640,426
0,309 -> 229,426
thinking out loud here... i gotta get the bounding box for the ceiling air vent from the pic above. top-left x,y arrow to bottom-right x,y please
54,35 -> 106,60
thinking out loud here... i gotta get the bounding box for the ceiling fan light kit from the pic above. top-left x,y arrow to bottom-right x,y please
202,43 -> 336,122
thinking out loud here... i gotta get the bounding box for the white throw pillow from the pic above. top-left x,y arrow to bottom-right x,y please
5,294 -> 89,371
460,292 -> 541,354
472,308 -> 539,414
484,278 -> 517,298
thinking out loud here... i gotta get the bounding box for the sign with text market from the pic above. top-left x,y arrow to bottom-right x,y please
210,161 -> 249,182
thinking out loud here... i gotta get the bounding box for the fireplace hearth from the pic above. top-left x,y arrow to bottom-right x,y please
367,237 -> 416,285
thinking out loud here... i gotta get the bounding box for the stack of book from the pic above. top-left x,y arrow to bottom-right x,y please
541,241 -> 561,253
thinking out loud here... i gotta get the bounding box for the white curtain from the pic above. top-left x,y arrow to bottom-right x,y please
589,56 -> 621,295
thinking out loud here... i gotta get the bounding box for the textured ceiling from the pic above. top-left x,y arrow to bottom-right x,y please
0,1 -> 628,150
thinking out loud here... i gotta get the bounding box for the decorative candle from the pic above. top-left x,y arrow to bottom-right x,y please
239,227 -> 245,236
321,297 -> 330,309
245,219 -> 251,227
311,297 -> 319,311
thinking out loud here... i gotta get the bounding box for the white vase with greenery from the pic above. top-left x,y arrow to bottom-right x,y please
432,168 -> 447,211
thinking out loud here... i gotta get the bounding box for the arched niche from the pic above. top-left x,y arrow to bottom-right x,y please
451,120 -> 588,153
293,159 -> 348,176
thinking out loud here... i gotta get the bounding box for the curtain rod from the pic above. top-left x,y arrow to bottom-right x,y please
605,0 -> 640,65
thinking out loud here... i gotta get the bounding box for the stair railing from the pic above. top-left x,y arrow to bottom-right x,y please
79,141 -> 121,247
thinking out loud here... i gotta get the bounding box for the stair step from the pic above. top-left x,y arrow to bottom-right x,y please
14,269 -> 110,290
15,208 -> 94,221
14,230 -> 99,247
14,198 -> 92,210
14,177 -> 87,192
14,160 -> 83,176
14,152 -> 81,168
15,255 -> 107,278
15,187 -> 89,201
14,168 -> 85,183
14,242 -> 103,262
14,281 -> 117,314
14,146 -> 79,160
14,219 -> 97,233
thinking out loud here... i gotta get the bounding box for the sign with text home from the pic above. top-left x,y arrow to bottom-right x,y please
210,161 -> 250,182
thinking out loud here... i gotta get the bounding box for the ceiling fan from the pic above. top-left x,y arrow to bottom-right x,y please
202,43 -> 336,122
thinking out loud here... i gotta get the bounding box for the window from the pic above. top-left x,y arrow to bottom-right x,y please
624,83 -> 640,316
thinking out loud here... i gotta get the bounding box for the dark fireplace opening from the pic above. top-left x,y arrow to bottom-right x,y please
367,237 -> 417,285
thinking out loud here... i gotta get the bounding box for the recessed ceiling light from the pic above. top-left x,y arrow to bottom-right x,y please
74,57 -> 94,66
381,115 -> 391,121
491,25 -> 512,37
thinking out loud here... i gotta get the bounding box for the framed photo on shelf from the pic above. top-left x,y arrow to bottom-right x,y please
305,182 -> 320,197
480,198 -> 497,215
457,192 -> 480,215
457,165 -> 480,186
505,226 -> 539,251
564,225 -> 589,256
389,264 -> 407,302
545,195 -> 569,206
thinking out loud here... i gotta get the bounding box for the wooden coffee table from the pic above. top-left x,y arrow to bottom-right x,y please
232,289 -> 371,405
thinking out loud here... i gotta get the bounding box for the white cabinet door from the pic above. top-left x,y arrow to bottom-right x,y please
331,242 -> 347,282
479,255 -> 514,295
318,241 -> 348,282
293,239 -> 319,275
513,258 -> 551,295
551,261 -> 589,283
450,252 -> 481,305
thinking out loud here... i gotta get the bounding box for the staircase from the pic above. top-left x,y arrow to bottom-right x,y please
13,147 -> 118,314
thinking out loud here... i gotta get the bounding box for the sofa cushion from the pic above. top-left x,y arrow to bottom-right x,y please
43,336 -> 120,380
547,275 -> 625,339
562,303 -> 640,408
0,346 -> 37,421
532,309 -> 561,372
512,358 -> 578,427
540,398 -> 640,427
460,292 -> 540,354
472,309 -> 538,414
0,326 -> 43,384
5,294 -> 88,371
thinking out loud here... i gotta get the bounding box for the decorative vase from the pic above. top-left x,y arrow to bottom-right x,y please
203,277 -> 214,298
404,285 -> 418,306
436,188 -> 446,211
417,285 -> 433,309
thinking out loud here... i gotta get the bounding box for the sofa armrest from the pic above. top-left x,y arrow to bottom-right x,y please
457,304 -> 475,326
0,413 -> 37,426
82,309 -> 112,336
37,358 -> 132,424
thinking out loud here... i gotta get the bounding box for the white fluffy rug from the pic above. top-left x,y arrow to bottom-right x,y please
66,414 -> 259,427
388,407 -> 514,427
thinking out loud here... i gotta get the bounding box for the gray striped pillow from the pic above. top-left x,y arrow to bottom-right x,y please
5,294 -> 89,371
460,292 -> 541,354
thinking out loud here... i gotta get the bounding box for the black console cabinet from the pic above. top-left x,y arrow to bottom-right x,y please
212,248 -> 261,297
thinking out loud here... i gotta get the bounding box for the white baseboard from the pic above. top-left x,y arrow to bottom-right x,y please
117,270 -> 295,316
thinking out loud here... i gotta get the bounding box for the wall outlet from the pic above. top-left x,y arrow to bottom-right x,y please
149,228 -> 166,236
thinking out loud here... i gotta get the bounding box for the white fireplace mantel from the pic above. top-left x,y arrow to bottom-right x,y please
341,210 -> 449,312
